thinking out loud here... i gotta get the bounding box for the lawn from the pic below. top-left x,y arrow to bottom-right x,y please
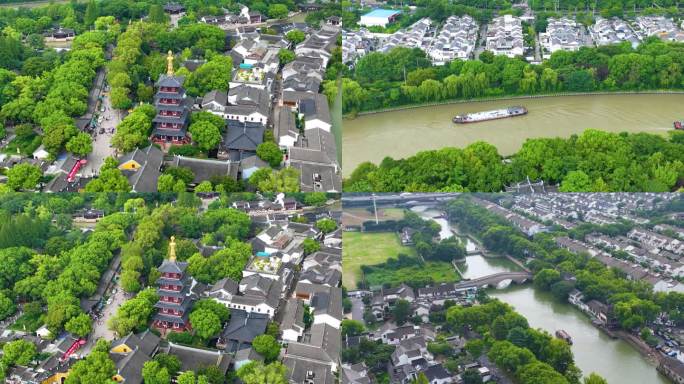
342,231 -> 416,289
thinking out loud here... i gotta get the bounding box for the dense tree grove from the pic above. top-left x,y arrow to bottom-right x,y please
111,104 -> 156,152
446,296 -> 582,384
0,26 -> 107,157
345,130 -> 684,192
343,38 -> 684,114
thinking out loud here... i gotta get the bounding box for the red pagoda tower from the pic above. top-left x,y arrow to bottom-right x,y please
152,236 -> 194,333
151,51 -> 191,145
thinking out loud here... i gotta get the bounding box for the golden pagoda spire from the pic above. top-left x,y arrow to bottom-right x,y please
166,50 -> 174,76
168,236 -> 177,262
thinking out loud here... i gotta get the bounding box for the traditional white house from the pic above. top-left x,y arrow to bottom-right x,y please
299,94 -> 332,132
311,288 -> 343,329
280,298 -> 306,342
201,90 -> 228,115
205,277 -> 239,307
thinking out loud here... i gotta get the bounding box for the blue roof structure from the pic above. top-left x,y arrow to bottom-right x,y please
363,9 -> 401,18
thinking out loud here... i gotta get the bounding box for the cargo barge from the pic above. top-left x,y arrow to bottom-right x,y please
556,329 -> 573,345
453,106 -> 527,124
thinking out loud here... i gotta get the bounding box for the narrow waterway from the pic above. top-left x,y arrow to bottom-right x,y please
412,205 -> 670,384
342,94 -> 684,176
332,79 -> 342,164
491,287 -> 669,384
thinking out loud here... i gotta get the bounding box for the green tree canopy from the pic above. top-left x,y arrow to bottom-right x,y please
256,141 -> 283,167
7,163 -> 42,191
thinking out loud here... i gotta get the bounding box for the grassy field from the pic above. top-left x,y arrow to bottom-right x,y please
342,231 -> 416,289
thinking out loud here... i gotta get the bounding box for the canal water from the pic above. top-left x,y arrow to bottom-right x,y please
342,94 -> 684,176
412,205 -> 670,384
332,79 -> 342,164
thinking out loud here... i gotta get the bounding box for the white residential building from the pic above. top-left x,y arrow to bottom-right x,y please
635,16 -> 684,43
486,15 -> 524,57
590,17 -> 640,48
427,15 -> 478,64
380,18 -> 433,53
540,17 -> 584,55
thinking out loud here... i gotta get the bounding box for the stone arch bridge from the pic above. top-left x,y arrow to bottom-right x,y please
455,271 -> 533,290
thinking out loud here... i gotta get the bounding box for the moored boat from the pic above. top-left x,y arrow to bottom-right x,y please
674,121 -> 683,130
556,329 -> 573,344
453,106 -> 528,124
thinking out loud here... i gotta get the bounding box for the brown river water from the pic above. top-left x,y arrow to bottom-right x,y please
342,94 -> 684,176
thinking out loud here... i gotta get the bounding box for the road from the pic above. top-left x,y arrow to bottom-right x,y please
347,297 -> 365,324
82,277 -> 126,354
534,32 -> 541,62
83,89 -> 119,177
474,24 -> 488,60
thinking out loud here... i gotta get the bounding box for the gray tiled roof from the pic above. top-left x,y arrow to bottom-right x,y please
285,322 -> 340,364
112,348 -> 149,384
202,90 -> 228,107
311,287 -> 343,320
110,329 -> 161,357
165,343 -> 232,374
156,74 -> 185,88
274,106 -> 298,141
158,259 -> 188,274
283,75 -> 321,93
280,298 -> 305,333
224,121 -> 265,152
283,356 -> 335,384
299,94 -> 331,124
221,309 -> 269,346
209,277 -> 239,294
170,155 -> 239,183
119,145 -> 163,193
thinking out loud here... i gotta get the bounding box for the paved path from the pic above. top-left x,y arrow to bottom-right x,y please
348,297 -> 365,324
83,91 -> 119,177
82,278 -> 126,354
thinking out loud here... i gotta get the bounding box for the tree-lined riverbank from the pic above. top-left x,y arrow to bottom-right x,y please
414,203 -> 671,384
344,90 -> 684,117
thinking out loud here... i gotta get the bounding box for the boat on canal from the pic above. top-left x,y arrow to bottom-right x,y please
453,106 -> 527,124
556,329 -> 573,344
674,121 -> 683,130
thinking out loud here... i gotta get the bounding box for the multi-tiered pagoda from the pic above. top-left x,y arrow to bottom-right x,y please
151,51 -> 191,145
152,236 -> 194,333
